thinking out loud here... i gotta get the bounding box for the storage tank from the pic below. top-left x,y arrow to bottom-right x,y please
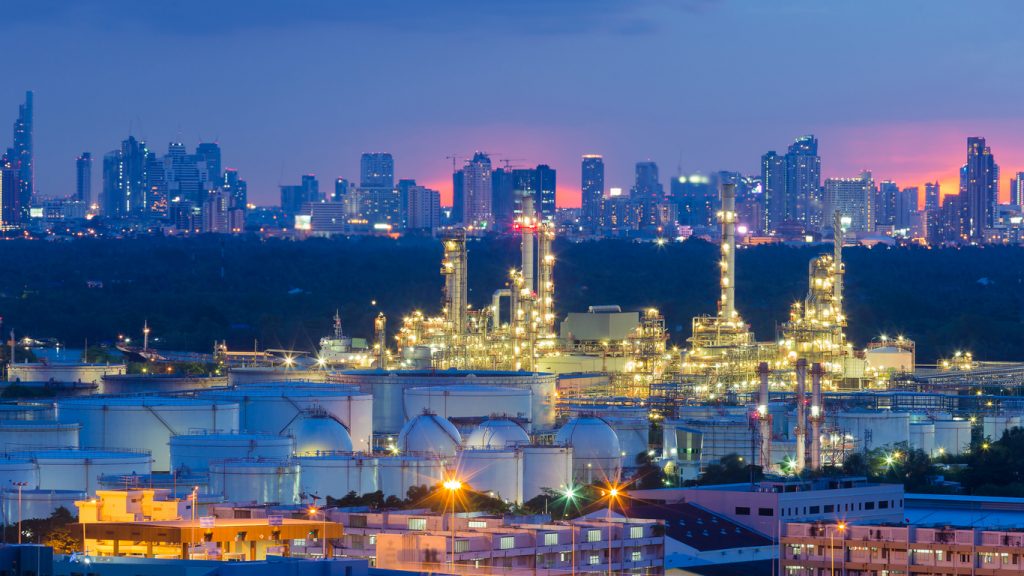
398,413 -> 462,457
8,363 -> 125,385
456,449 -> 523,504
329,370 -> 557,434
865,346 -> 914,373
403,386 -> 532,429
58,396 -> 239,471
170,432 -> 294,473
0,421 -> 79,451
521,445 -> 573,502
0,457 -> 39,489
910,422 -> 935,456
934,420 -> 972,456
465,419 -> 530,449
674,405 -> 750,420
295,454 -> 378,500
983,415 -> 1021,442
198,388 -> 371,452
209,459 -> 300,504
98,472 -> 210,499
100,374 -> 227,395
228,367 -> 327,386
836,410 -> 910,451
18,449 -> 152,493
377,455 -> 444,499
605,417 -> 650,467
554,416 -> 621,484
288,413 -> 353,455
1,489 -> 86,523
0,402 -> 56,421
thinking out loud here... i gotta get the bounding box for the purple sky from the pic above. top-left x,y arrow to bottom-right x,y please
3,0 -> 1023,206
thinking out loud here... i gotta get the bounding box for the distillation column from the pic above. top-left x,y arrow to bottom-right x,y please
794,359 -> 807,473
374,312 -> 387,369
833,211 -> 845,323
718,183 -> 738,322
810,362 -> 824,470
537,221 -> 555,338
441,232 -> 468,366
757,362 -> 772,472
520,195 -> 536,295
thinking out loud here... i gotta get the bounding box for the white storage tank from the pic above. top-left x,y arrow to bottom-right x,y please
521,445 -> 573,502
170,432 -> 294,473
605,417 -> 650,467
288,414 -> 354,455
8,363 -> 126,385
295,454 -> 378,500
198,388 -> 371,453
836,410 -> 910,451
209,459 -> 300,504
100,374 -> 226,395
0,457 -> 39,489
675,405 -> 749,420
98,472 -> 210,499
0,402 -> 56,421
983,415 -> 1021,442
398,413 -> 462,457
0,421 -> 79,451
1,489 -> 86,523
403,386 -> 532,429
18,449 -> 152,494
909,422 -> 935,456
555,416 -> 621,484
865,346 -> 914,373
377,455 -> 444,500
934,419 -> 972,456
465,419 -> 530,449
58,396 -> 239,471
228,367 -> 327,386
456,449 -> 523,503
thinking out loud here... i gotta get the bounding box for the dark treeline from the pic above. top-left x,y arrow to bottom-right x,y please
0,236 -> 1020,363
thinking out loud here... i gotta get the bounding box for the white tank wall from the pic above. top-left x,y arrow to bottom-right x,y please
521,445 -> 572,502
8,363 -> 125,385
457,449 -> 523,504
934,420 -> 972,456
675,405 -> 749,420
865,349 -> 914,372
910,423 -> 935,456
0,421 -> 79,451
665,418 -> 753,467
170,433 -> 294,473
296,455 -> 379,500
0,458 -> 39,489
403,386 -> 532,428
198,389 -> 372,453
228,368 -> 327,386
58,397 -> 239,471
99,374 -> 227,395
210,460 -> 300,504
22,450 -> 153,494
1,489 -> 86,523
836,411 -> 910,451
0,402 -> 56,421
605,417 -> 649,467
377,456 -> 445,500
983,416 -> 1021,442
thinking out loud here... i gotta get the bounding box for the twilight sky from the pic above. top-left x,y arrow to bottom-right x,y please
3,0 -> 1023,207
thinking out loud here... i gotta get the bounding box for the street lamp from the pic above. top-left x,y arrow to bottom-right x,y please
309,506 -> 327,558
11,481 -> 28,544
189,486 -> 199,560
562,486 -> 578,576
443,478 -> 462,572
604,485 -> 623,576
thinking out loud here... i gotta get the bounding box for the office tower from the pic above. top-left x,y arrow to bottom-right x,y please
458,152 -> 493,227
896,186 -> 919,229
940,194 -> 962,243
76,152 -> 92,204
195,142 -> 222,186
0,166 -> 16,228
535,164 -> 556,221
1011,172 -> 1024,206
451,170 -> 464,223
491,167 -> 516,228
407,185 -> 441,231
360,153 -> 394,189
396,179 -> 417,227
121,136 -> 150,214
823,172 -> 874,233
875,180 -> 899,229
222,169 -> 247,209
761,151 -> 786,233
671,173 -> 714,229
101,151 -> 125,218
960,137 -> 998,241
581,155 -> 604,231
280,174 -> 319,214
333,178 -> 354,202
924,182 -> 940,212
785,135 -> 822,229
512,167 -> 537,220
12,91 -> 32,219
632,162 -> 663,199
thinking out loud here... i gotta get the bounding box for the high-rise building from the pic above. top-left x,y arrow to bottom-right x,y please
396,179 -> 417,227
407,185 -> 441,232
924,182 -> 940,212
535,164 -> 556,221
761,151 -> 786,233
875,180 -> 899,229
671,173 -> 715,230
491,167 -> 516,229
823,172 -> 874,233
100,136 -> 150,218
632,162 -> 662,199
1010,172 -> 1024,207
101,150 -> 125,218
280,174 -> 319,215
222,169 -> 247,209
451,170 -> 464,224
0,166 -> 17,228
458,152 -> 493,227
581,155 -> 604,231
785,135 -> 822,229
360,153 -> 394,189
76,152 -> 92,205
195,142 -> 222,187
960,137 -> 998,241
12,91 -> 32,220
896,186 -> 919,230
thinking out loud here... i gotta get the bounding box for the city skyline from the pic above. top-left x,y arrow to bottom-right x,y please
2,1 -> 1023,206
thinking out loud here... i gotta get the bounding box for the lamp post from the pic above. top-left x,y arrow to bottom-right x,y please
190,486 -> 198,560
563,486 -> 577,576
839,522 -> 846,576
443,478 -> 462,572
12,481 -> 27,544
309,506 -> 327,558
606,486 -> 621,576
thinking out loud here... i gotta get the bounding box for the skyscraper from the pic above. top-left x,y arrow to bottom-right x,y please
12,91 -> 32,220
761,151 -> 786,233
360,153 -> 394,189
823,172 -> 874,233
0,166 -> 17,229
491,167 -> 516,229
407,185 -> 441,232
280,174 -> 319,215
195,142 -> 222,187
101,150 -> 125,218
785,135 -> 822,229
875,180 -> 899,229
896,186 -> 919,230
535,164 -> 556,221
960,137 -> 998,241
632,161 -> 663,229
1011,172 -> 1024,207
458,152 -> 493,227
581,155 -> 604,231
76,152 -> 92,205
924,182 -> 940,212
222,168 -> 247,209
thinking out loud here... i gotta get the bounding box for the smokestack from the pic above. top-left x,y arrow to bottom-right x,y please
521,195 -> 536,295
833,211 -> 844,322
757,362 -> 772,472
374,312 -> 387,369
810,362 -> 824,470
718,183 -> 737,322
795,359 -> 807,474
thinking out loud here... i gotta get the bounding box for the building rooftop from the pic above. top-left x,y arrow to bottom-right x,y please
624,503 -> 772,551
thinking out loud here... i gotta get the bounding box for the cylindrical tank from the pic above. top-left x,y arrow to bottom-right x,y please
288,414 -> 353,455
0,421 -> 80,451
170,432 -> 294,473
329,370 -> 557,434
57,396 -> 240,471
295,454 -> 378,500
605,417 -> 650,467
403,386 -> 532,429
377,455 -> 445,499
227,368 -> 327,386
983,415 -> 1021,442
465,419 -> 531,449
0,457 -> 39,489
0,489 -> 86,523
674,405 -> 749,420
554,416 -> 621,484
909,423 -> 935,456
836,410 -> 910,451
98,472 -> 210,499
8,363 -> 125,385
198,388 -> 371,453
209,459 -> 300,504
19,449 -> 153,493
100,374 -> 227,395
0,402 -> 56,421
520,445 -> 572,502
934,420 -> 972,456
398,413 -> 462,457
456,449 -> 523,504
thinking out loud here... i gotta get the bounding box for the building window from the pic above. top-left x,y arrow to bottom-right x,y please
455,539 -> 470,553
865,502 -> 875,510
560,553 -> 567,562
589,555 -> 601,565
809,506 -> 820,514
545,533 -> 559,546
349,515 -> 367,528
468,520 -> 487,528
632,551 -> 642,562
369,535 -> 376,545
500,536 -> 515,550
879,500 -> 889,509
758,508 -> 774,517
824,504 -> 834,513
587,529 -> 602,543
630,526 -> 644,539
735,506 -> 751,516
408,518 -> 427,530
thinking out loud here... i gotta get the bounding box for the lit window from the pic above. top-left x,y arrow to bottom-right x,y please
455,540 -> 470,553
408,518 -> 427,530
545,533 -> 559,546
632,551 -> 642,562
630,526 -> 644,539
587,529 -> 602,543
589,555 -> 601,565
500,536 -> 516,550
468,520 -> 487,528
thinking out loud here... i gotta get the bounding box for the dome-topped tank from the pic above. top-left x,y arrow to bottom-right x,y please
555,416 -> 621,483
465,419 -> 530,449
398,412 -> 461,457
288,413 -> 353,455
